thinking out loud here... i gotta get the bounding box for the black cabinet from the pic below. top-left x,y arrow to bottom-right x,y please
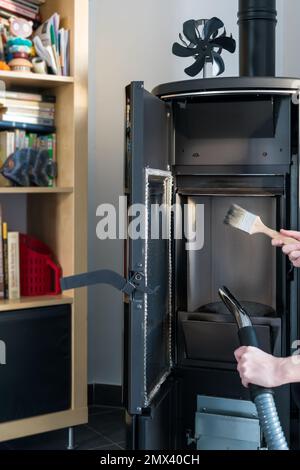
0,305 -> 71,423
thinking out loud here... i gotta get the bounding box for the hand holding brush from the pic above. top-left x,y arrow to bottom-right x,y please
224,204 -> 300,267
224,204 -> 297,245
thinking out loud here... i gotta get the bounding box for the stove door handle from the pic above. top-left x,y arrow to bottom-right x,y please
60,269 -> 159,296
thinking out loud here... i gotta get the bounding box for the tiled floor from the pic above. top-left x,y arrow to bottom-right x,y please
0,406 -> 126,451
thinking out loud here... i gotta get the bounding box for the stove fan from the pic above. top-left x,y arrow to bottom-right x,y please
172,17 -> 236,77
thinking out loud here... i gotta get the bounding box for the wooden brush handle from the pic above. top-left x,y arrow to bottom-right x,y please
260,225 -> 298,245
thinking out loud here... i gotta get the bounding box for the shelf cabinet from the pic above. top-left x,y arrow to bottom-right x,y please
0,0 -> 88,443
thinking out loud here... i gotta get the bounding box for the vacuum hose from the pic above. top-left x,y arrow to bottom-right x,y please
219,286 -> 289,451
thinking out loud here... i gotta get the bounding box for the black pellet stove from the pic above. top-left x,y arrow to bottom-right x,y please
124,0 -> 300,450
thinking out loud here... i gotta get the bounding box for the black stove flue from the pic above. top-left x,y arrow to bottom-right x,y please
238,0 -> 277,77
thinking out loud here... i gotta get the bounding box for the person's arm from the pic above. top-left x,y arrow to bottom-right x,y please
234,346 -> 300,388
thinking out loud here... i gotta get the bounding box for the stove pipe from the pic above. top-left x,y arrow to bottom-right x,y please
238,0 -> 277,77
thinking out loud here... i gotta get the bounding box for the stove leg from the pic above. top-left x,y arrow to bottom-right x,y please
67,427 -> 75,450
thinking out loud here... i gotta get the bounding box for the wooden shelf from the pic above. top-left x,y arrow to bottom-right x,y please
0,71 -> 74,89
0,0 -> 89,444
0,295 -> 73,312
0,187 -> 74,194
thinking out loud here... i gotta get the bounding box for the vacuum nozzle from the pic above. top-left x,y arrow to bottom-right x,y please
218,286 -> 252,329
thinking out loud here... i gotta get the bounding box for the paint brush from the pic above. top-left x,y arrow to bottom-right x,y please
224,204 -> 296,245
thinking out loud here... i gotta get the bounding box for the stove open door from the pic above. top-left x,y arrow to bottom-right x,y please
124,82 -> 174,423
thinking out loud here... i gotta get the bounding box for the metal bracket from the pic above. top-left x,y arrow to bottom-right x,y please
186,430 -> 200,447
61,269 -> 159,297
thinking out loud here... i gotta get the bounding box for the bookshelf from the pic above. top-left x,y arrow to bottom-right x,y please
0,0 -> 88,443
0,187 -> 73,194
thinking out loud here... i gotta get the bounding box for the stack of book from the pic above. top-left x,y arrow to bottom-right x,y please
0,90 -> 55,128
0,0 -> 44,22
0,210 -> 20,300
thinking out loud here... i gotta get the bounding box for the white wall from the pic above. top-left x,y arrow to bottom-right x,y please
279,0 -> 300,77
88,0 -> 295,385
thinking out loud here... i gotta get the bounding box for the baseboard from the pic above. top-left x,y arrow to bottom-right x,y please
88,384 -> 123,408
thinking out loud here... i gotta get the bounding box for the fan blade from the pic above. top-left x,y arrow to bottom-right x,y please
172,42 -> 196,58
185,54 -> 206,77
210,36 -> 236,53
183,20 -> 199,45
179,33 -> 189,47
203,17 -> 224,40
211,51 -> 225,76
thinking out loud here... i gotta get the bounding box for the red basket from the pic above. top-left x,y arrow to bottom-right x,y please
20,234 -> 62,297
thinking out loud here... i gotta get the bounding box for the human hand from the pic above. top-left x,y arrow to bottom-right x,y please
272,229 -> 300,268
234,346 -> 285,388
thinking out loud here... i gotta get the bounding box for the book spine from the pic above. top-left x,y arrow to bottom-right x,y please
1,115 -> 54,126
8,131 -> 14,155
0,208 -> 4,299
48,134 -> 53,187
3,223 -> 8,300
0,0 -> 37,19
2,108 -> 55,118
0,132 -> 12,187
12,0 -> 39,13
14,129 -> 19,150
18,130 -> 24,149
0,92 -> 56,103
8,231 -> 20,300
9,0 -> 38,14
0,121 -> 56,133
3,100 -> 55,111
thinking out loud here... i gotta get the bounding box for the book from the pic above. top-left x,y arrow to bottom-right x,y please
14,129 -> 26,149
8,231 -> 20,300
0,207 -> 4,299
0,91 -> 56,103
0,107 -> 55,118
12,0 -> 40,13
23,0 -> 44,4
0,114 -> 54,126
0,131 -> 14,186
0,0 -> 38,20
0,99 -> 55,111
0,120 -> 56,133
38,133 -> 56,187
2,222 -> 8,299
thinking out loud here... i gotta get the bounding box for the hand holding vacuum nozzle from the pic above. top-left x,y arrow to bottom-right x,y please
218,286 -> 289,451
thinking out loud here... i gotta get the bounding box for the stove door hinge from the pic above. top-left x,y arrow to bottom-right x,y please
61,269 -> 159,298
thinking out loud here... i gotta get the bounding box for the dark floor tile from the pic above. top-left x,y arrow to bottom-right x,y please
76,427 -> 113,451
88,409 -> 126,444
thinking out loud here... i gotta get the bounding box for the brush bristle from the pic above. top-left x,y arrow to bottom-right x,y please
224,204 -> 257,234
